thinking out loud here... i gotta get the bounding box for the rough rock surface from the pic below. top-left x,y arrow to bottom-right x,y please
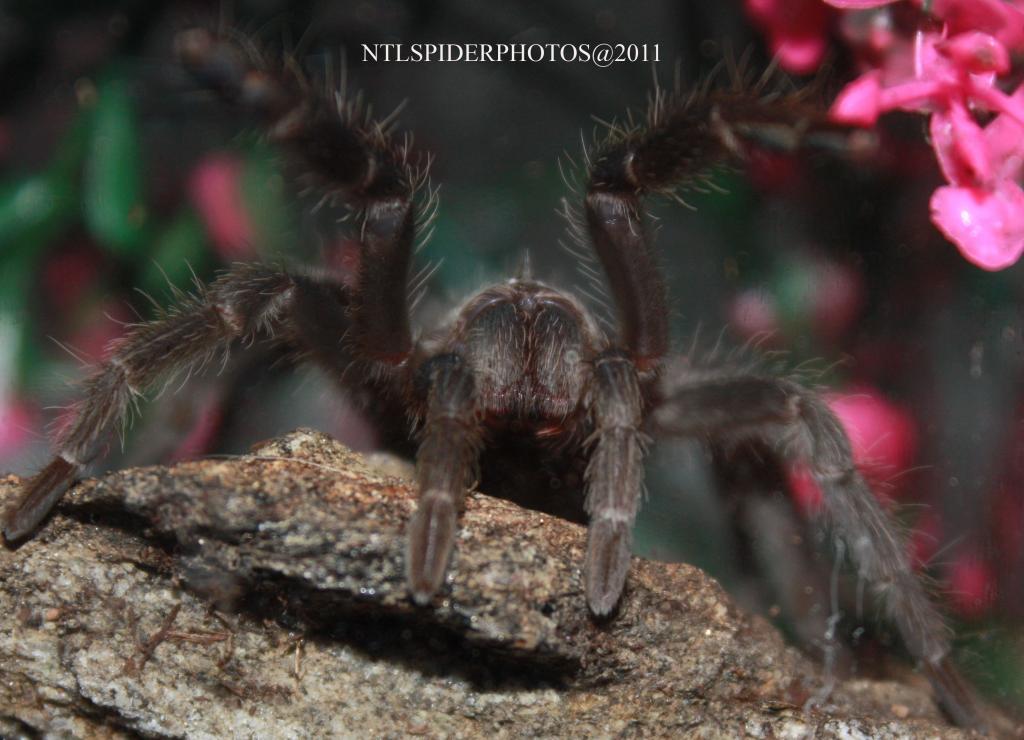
0,429 -> 982,738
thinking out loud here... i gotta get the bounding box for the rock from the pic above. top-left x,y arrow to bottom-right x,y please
0,429 -> 980,738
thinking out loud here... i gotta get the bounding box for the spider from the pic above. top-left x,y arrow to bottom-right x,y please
2,26 -> 988,733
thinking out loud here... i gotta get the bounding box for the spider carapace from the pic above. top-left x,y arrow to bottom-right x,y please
2,26 -> 993,733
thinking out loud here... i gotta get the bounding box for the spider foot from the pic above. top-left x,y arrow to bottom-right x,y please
406,492 -> 457,605
585,517 -> 632,616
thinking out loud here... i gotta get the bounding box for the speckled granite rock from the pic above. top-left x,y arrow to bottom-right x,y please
0,429 -> 987,738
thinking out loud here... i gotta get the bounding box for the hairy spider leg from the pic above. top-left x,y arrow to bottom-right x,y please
649,374 -> 986,731
5,26 -> 433,542
584,350 -> 646,615
407,354 -> 483,602
573,62 -> 860,613
177,27 -> 420,366
579,75 -> 987,727
581,78 -> 857,370
3,265 -> 348,541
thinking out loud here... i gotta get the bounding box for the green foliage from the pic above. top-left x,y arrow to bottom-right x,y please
83,72 -> 149,255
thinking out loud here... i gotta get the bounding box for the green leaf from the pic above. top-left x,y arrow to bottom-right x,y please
0,170 -> 77,258
957,623 -> 1024,712
0,101 -> 92,263
0,249 -> 38,387
83,71 -> 148,255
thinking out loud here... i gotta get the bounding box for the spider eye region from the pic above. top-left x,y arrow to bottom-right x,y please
450,283 -> 596,425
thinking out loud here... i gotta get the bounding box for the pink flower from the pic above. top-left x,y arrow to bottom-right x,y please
932,0 -> 1024,50
745,0 -> 832,74
830,31 -> 1018,126
189,154 -> 255,259
930,182 -> 1024,269
828,390 -> 917,475
830,19 -> 1024,270
0,398 -> 37,457
947,552 -> 996,619
824,0 -> 898,7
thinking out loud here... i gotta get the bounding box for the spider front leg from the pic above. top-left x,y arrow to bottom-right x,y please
585,350 -> 646,615
406,354 -> 483,603
176,27 -> 421,366
3,264 -> 348,542
649,374 -> 987,730
580,76 -> 863,370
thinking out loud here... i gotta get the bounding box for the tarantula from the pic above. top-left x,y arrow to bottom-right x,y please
2,26 -> 989,732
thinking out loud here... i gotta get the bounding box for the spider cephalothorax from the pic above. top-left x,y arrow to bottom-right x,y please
3,26 -> 990,732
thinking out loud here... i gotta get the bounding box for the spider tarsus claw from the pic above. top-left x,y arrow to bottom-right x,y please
584,518 -> 632,617
405,493 -> 457,605
924,656 -> 991,734
3,457 -> 77,544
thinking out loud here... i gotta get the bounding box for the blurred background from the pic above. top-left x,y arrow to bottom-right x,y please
0,0 -> 1021,718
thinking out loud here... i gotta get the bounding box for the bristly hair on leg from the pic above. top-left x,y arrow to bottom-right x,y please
557,151 -> 616,334
175,24 -> 436,369
588,47 -> 866,205
174,25 -> 432,208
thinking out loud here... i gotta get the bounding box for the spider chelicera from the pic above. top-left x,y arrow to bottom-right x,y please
2,26 -> 988,732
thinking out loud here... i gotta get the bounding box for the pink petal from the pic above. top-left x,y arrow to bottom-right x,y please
930,110 -> 961,184
947,554 -> 995,619
877,77 -> 946,113
983,82 -> 1024,181
967,79 -> 1024,128
0,398 -> 36,455
930,0 -> 1024,50
830,71 -> 884,126
823,0 -> 898,6
929,104 -> 993,186
936,31 -> 1010,74
930,181 -> 1024,270
745,0 -> 830,74
773,34 -> 829,75
188,154 -> 255,259
827,390 -> 917,477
